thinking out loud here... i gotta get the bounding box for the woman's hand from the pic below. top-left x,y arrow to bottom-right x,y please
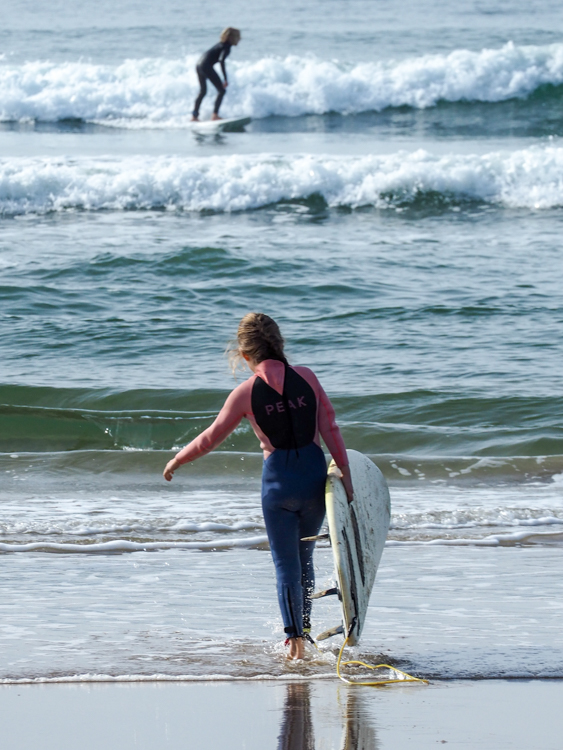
329,465 -> 354,503
335,465 -> 354,504
163,458 -> 180,482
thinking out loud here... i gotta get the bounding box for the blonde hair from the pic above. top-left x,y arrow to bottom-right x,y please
228,312 -> 288,374
220,27 -> 241,44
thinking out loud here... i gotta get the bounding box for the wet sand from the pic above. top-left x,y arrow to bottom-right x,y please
1,679 -> 561,749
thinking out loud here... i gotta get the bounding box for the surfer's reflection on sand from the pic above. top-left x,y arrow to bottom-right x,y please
339,687 -> 379,750
277,683 -> 315,750
276,682 -> 379,750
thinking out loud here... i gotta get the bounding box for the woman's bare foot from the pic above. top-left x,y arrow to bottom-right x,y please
191,117 -> 199,122
287,637 -> 305,660
211,113 -> 222,121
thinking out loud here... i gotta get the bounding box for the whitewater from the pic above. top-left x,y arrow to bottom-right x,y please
2,144 -> 563,214
2,42 -> 563,125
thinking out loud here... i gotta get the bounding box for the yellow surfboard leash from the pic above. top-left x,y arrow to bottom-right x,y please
309,619 -> 429,687
336,636 -> 428,687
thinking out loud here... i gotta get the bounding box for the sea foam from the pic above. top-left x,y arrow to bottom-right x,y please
386,529 -> 563,547
1,42 -> 563,124
2,145 -> 563,215
2,529 -> 561,553
0,535 -> 270,553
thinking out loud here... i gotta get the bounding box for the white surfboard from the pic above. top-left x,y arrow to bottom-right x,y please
190,116 -> 251,135
313,450 -> 391,646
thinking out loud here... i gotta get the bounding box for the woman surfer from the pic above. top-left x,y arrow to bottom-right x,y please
191,27 -> 241,122
163,313 -> 353,660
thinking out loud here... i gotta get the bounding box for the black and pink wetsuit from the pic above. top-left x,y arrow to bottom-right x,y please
175,359 -> 349,638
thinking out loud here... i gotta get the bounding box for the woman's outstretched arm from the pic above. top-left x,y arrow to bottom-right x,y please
163,384 -> 248,480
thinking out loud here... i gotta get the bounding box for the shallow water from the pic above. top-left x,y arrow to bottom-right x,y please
1,452 -> 562,681
2,544 -> 562,681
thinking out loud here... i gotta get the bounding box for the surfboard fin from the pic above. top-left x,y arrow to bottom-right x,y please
310,587 -> 341,600
316,624 -> 344,641
300,533 -> 329,542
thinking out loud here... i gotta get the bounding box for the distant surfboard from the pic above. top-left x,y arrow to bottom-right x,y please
313,450 -> 391,646
190,116 -> 251,135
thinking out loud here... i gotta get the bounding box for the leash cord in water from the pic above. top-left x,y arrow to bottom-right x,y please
334,622 -> 429,687
307,624 -> 428,686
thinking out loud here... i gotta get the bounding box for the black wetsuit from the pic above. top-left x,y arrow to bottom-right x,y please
192,41 -> 232,118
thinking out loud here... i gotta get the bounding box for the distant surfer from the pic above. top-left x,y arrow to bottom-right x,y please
163,313 -> 353,660
191,27 -> 241,122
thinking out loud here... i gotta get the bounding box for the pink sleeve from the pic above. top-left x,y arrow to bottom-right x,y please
317,382 -> 349,469
174,383 -> 249,465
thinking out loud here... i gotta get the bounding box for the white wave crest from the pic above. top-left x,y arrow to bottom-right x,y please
2,529 -> 561,553
0,519 -> 264,536
0,535 -> 269,553
0,672 -> 336,685
1,42 -> 563,124
2,146 -> 563,214
387,529 -> 563,547
391,514 -> 563,531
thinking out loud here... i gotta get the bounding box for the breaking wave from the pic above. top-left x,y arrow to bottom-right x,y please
1,43 -> 563,125
2,145 -> 563,215
2,384 -> 563,457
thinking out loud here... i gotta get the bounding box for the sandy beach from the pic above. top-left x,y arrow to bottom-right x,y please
2,679 -> 561,749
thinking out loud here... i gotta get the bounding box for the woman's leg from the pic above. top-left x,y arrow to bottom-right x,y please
296,443 -> 327,630
298,495 -> 326,631
206,66 -> 226,116
262,444 -> 327,645
192,66 -> 207,119
262,502 -> 304,639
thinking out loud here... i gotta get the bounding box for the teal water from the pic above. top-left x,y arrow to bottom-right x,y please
2,210 -> 561,393
2,209 -> 562,460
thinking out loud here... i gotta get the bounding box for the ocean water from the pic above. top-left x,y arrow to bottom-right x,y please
1,0 -> 562,685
